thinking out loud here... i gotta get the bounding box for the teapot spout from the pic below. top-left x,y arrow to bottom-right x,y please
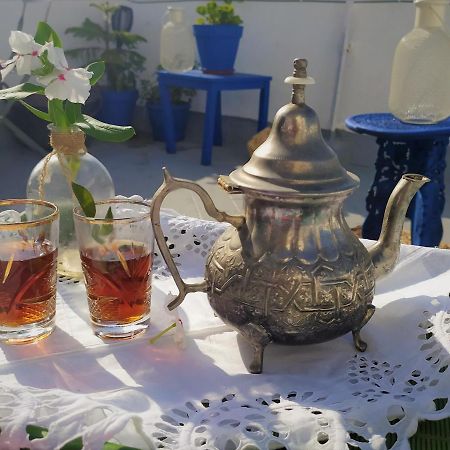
369,174 -> 429,279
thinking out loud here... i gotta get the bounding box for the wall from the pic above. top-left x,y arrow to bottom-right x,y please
0,0 -> 419,129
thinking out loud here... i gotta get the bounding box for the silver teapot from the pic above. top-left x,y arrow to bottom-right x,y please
151,59 -> 428,373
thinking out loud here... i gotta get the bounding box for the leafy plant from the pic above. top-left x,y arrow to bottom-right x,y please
0,22 -> 134,218
140,78 -> 195,105
0,23 -> 134,141
196,0 -> 243,25
65,2 -> 147,91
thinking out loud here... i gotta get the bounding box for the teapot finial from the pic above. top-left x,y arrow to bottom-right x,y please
292,58 -> 307,104
284,58 -> 315,105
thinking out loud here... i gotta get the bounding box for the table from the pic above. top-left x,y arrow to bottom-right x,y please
0,210 -> 449,449
345,113 -> 450,247
158,70 -> 272,165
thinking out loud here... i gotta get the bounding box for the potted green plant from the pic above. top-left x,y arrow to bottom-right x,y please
194,0 -> 243,74
141,76 -> 195,142
65,1 -> 147,125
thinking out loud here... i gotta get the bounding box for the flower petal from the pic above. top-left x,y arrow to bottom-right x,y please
37,68 -> 62,86
9,31 -> 36,54
0,56 -> 18,80
65,69 -> 93,102
46,44 -> 68,70
70,67 -> 93,82
174,319 -> 186,349
15,54 -> 41,76
44,68 -> 92,104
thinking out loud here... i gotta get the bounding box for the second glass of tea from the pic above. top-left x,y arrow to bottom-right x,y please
74,200 -> 153,339
0,199 -> 59,344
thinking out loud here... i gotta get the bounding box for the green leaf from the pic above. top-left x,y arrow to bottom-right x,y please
71,182 -> 96,217
76,115 -> 135,142
0,83 -> 44,100
91,226 -> 104,244
26,424 -> 81,448
111,31 -> 147,49
26,424 -> 47,440
97,207 -> 113,237
90,2 -> 119,15
35,22 -> 63,47
196,0 -> 242,25
65,18 -> 107,43
65,47 -> 103,65
104,206 -> 113,222
25,424 -> 140,450
19,101 -> 51,121
34,22 -> 51,45
32,50 -> 55,77
92,206 -> 114,244
86,61 -> 105,85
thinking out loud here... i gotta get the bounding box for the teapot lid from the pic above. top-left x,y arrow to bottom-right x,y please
229,59 -> 359,195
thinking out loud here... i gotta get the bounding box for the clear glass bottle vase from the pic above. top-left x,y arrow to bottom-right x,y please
160,6 -> 195,72
27,125 -> 115,278
389,0 -> 450,123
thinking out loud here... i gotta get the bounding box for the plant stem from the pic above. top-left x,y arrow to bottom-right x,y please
148,322 -> 176,344
48,99 -> 69,130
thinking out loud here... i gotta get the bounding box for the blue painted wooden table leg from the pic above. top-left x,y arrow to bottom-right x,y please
159,80 -> 177,153
408,138 -> 447,246
202,88 -> 219,165
346,112 -> 450,247
214,91 -> 223,146
362,137 -> 448,246
258,81 -> 270,131
362,138 -> 410,240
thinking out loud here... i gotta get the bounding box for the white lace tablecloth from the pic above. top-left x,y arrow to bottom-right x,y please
0,210 -> 449,450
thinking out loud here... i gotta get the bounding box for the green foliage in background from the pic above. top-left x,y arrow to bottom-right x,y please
196,0 -> 243,25
65,1 -> 147,91
140,66 -> 196,105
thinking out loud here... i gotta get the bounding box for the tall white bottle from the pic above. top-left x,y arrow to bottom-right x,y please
160,7 -> 195,73
389,0 -> 450,124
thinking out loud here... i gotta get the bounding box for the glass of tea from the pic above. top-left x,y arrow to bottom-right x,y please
73,200 -> 153,339
0,199 -> 59,344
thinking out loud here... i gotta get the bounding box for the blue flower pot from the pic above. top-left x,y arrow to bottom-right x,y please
99,89 -> 138,126
147,101 -> 190,142
193,25 -> 243,75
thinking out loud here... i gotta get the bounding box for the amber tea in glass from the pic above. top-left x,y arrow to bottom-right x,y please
74,200 -> 153,339
0,200 -> 59,344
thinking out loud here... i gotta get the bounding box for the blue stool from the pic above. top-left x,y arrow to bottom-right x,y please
157,70 -> 272,165
345,113 -> 450,247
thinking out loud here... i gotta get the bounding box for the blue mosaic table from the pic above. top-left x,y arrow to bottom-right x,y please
345,113 -> 450,247
158,70 -> 272,165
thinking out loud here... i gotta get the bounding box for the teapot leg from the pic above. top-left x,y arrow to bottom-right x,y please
352,330 -> 367,352
352,305 -> 375,352
239,323 -> 272,374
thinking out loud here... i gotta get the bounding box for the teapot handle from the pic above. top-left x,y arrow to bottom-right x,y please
150,168 -> 245,311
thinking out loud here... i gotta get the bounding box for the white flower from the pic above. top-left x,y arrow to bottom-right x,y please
166,291 -> 186,349
173,318 -> 186,349
1,31 -> 44,79
45,43 -> 69,70
39,67 -> 93,104
37,44 -> 93,103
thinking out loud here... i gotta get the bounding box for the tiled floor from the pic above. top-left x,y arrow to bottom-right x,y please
2,112 -> 450,243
